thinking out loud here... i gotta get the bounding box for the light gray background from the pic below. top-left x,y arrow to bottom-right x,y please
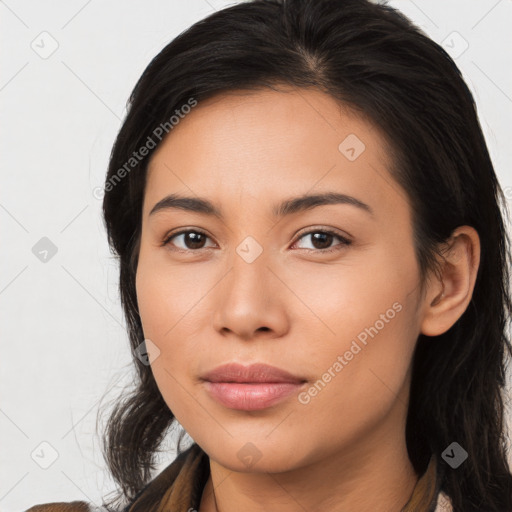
1,1 -> 511,510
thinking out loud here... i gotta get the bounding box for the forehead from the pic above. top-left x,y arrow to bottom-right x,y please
144,86 -> 403,217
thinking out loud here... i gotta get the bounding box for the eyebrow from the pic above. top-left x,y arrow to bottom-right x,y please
149,192 -> 374,219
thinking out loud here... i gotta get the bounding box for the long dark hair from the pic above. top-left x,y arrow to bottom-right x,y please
100,0 -> 512,510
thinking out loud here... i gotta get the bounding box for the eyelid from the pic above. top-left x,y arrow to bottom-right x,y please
292,225 -> 352,243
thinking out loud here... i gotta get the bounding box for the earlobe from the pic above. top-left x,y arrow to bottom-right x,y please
420,226 -> 480,337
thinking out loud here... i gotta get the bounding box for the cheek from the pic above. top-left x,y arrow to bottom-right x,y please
136,254 -> 200,342
293,249 -> 419,413
285,251 -> 415,346
135,257 -> 207,389
296,300 -> 417,451
136,266 -> 201,422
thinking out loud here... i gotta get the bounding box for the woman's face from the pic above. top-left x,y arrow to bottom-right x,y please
136,87 -> 426,472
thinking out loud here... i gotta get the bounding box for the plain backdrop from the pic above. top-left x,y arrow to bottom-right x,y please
1,1 -> 511,510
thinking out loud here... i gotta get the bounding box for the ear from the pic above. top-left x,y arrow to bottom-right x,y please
420,226 -> 481,337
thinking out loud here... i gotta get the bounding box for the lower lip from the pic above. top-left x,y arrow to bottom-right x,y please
203,381 -> 304,410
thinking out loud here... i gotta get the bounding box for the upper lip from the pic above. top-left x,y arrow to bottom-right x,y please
201,363 -> 306,384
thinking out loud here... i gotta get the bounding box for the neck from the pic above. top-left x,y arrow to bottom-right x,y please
199,404 -> 418,512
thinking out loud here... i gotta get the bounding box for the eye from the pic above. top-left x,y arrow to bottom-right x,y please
161,227 -> 352,254
291,228 -> 352,254
161,229 -> 216,252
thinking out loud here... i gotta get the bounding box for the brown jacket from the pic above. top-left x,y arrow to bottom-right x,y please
26,443 -> 452,512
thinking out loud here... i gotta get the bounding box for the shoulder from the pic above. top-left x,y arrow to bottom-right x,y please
25,501 -> 103,512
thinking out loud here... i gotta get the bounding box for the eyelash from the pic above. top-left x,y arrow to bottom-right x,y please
161,227 -> 352,254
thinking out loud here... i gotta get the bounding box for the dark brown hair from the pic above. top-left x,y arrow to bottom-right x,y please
100,1 -> 512,510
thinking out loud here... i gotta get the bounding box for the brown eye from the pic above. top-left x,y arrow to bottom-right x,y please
162,230 -> 215,251
308,232 -> 334,250
292,229 -> 352,253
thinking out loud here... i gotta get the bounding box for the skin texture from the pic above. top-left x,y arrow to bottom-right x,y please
135,86 -> 480,512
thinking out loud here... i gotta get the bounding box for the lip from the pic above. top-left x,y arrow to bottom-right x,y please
201,362 -> 306,384
201,363 -> 307,411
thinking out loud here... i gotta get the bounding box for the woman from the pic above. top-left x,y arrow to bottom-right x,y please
28,0 -> 512,510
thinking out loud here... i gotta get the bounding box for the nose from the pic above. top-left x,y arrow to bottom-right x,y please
212,247 -> 289,341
